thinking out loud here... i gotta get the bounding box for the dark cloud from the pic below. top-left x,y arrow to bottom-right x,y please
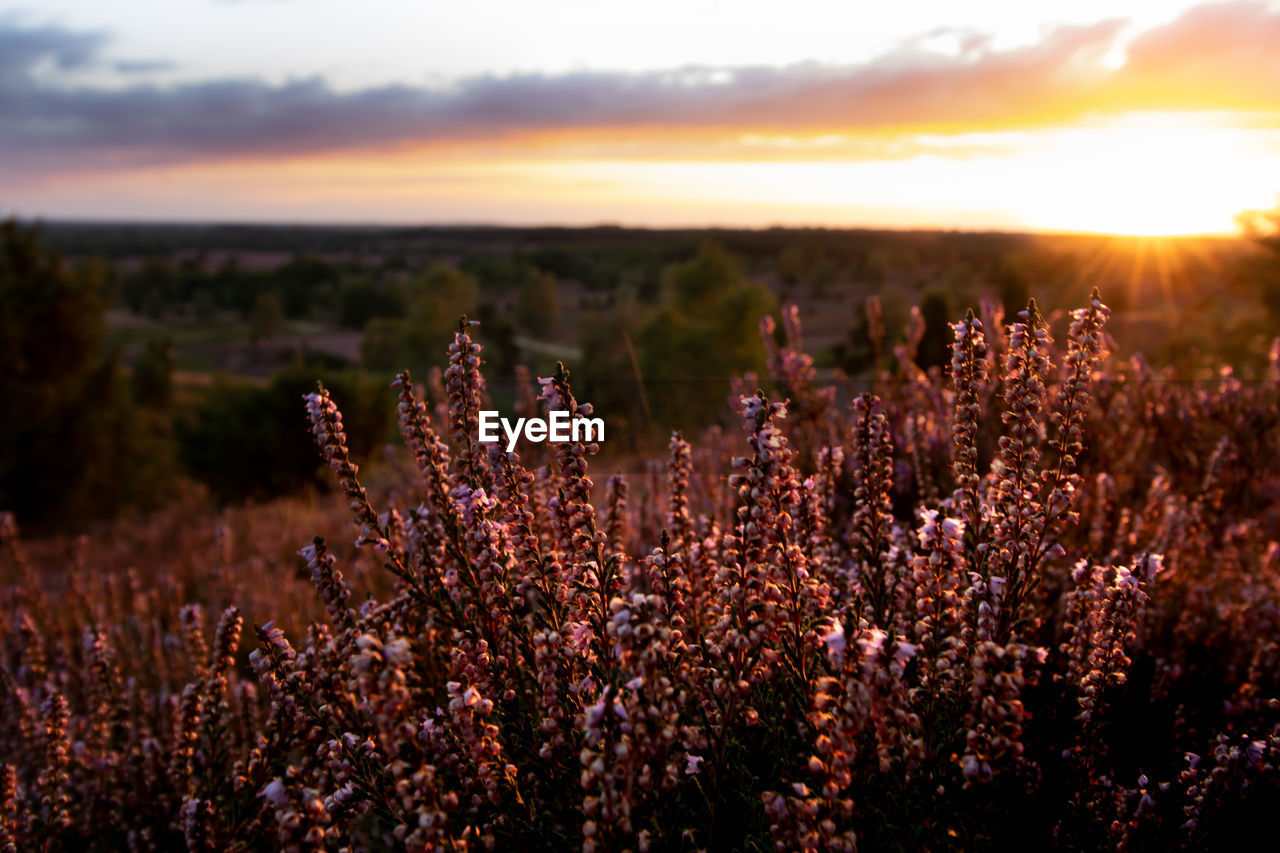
3,2 -> 1280,176
0,19 -> 104,78
112,59 -> 177,74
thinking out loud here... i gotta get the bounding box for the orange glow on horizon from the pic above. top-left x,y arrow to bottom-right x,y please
11,111 -> 1279,237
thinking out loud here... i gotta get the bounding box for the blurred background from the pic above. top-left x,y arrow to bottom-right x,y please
3,0 -> 1280,532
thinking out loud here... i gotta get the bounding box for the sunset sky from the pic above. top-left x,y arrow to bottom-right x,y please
4,0 -> 1280,234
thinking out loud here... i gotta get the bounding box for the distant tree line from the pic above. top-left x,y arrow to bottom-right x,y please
1,220 -> 177,529
8,212 -> 1280,532
0,222 -> 397,530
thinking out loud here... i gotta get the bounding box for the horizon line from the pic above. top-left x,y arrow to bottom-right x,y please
14,214 -> 1246,241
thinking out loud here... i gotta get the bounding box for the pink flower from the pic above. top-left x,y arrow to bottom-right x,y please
892,641 -> 918,665
258,778 -> 289,809
1115,567 -> 1139,594
822,620 -> 846,664
685,754 -> 703,775
567,621 -> 593,654
856,628 -> 887,659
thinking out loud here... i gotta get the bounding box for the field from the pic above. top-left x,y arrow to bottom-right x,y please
3,250 -> 1280,849
10,0 -> 1280,846
43,224 -> 1275,386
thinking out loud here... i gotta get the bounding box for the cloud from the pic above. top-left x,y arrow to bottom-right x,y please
112,59 -> 177,74
4,1 -> 1280,177
0,19 -> 104,78
1113,1 -> 1280,109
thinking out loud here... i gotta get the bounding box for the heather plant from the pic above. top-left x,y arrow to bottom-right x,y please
2,290 -> 1280,851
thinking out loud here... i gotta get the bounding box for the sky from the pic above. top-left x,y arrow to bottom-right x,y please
4,0 -> 1280,234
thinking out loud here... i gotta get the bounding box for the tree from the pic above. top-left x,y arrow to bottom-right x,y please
917,289 -> 955,372
131,337 -> 175,409
778,243 -> 837,297
400,263 -> 477,375
212,257 -> 262,317
338,278 -> 406,329
991,258 -> 1031,323
175,369 -> 391,504
635,242 -> 776,432
476,302 -> 520,378
577,302 -> 647,448
193,290 -> 218,323
662,241 -> 740,315
1238,204 -> 1280,254
249,292 -> 284,345
1238,203 -> 1280,325
1,219 -> 104,524
362,318 -> 405,372
0,219 -> 174,528
517,270 -> 559,333
122,256 -> 177,316
272,255 -> 339,318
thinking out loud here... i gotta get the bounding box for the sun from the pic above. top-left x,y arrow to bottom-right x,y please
1013,112 -> 1280,236
499,111 -> 1280,233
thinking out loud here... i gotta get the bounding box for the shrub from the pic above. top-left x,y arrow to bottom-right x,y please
175,368 -> 391,504
1,220 -> 177,528
2,291 -> 1280,851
